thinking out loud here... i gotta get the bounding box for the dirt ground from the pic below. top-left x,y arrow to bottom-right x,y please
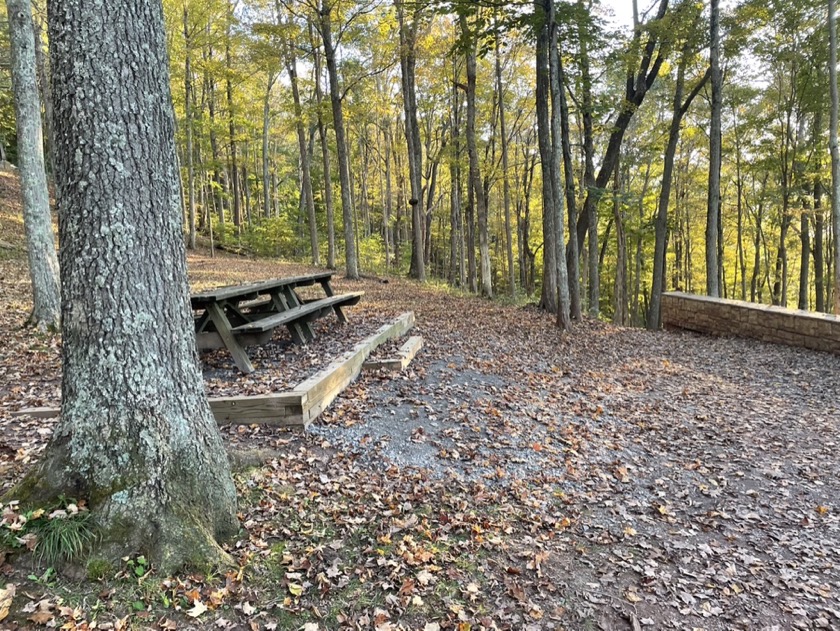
1,239 -> 839,629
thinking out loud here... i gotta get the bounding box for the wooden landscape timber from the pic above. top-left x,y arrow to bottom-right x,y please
662,292 -> 840,353
363,335 -> 424,373
14,311 -> 416,428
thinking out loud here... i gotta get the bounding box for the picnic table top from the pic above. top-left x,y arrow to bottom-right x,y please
190,271 -> 335,306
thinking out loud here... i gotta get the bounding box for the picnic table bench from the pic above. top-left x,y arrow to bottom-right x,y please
191,271 -> 362,374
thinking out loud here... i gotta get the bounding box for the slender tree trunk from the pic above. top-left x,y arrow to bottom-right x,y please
461,13 -> 492,298
549,0 -> 570,328
558,53 -> 581,319
648,58 -> 709,328
706,0 -> 722,297
285,45 -> 319,266
183,7 -> 197,250
384,122 -> 394,269
815,167 -> 825,311
535,0 -> 556,312
16,0 -> 238,572
495,27 -> 516,297
262,72 -> 275,219
205,45 -> 225,238
831,0 -> 840,314
577,0 -> 598,316
319,1 -> 357,278
225,2 -> 241,231
449,69 -> 462,285
31,0 -> 53,177
396,0 -> 425,281
311,33 -> 336,269
6,0 -> 60,330
613,158 -> 627,325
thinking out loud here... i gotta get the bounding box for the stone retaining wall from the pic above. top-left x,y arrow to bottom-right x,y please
661,291 -> 840,354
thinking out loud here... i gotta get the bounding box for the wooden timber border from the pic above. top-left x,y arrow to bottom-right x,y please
363,335 -> 424,373
661,292 -> 840,354
14,311 -> 416,428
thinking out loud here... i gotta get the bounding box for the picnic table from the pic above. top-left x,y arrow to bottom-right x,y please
191,271 -> 363,374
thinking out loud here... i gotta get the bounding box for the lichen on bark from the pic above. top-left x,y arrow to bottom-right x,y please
5,0 -> 239,573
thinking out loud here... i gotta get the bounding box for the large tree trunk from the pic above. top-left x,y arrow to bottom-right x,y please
6,0 -> 60,330
11,0 -> 238,572
706,0 -> 722,297
319,1 -> 358,279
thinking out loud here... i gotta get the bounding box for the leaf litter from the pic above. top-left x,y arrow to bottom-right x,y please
0,247 -> 838,629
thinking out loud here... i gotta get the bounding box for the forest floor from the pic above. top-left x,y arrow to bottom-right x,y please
1,174 -> 840,630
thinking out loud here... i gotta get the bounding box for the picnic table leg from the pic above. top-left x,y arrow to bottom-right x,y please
207,302 -> 255,374
281,287 -> 316,341
269,292 -> 309,344
319,279 -> 348,324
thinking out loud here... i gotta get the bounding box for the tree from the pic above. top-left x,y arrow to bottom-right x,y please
314,0 -> 359,279
648,4 -> 709,328
706,0 -> 722,297
831,0 -> 840,314
5,0 -> 60,330
10,0 -> 238,571
396,0 -> 426,281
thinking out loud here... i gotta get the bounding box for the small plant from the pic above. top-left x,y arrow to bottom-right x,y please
0,498 -> 98,567
34,508 -> 98,566
124,554 -> 149,578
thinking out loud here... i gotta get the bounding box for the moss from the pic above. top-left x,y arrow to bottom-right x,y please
86,558 -> 113,581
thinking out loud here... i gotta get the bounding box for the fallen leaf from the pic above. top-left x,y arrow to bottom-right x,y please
186,600 -> 208,618
0,583 -> 14,621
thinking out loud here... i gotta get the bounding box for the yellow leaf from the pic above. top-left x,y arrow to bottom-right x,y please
625,590 -> 642,603
288,583 -> 304,596
816,505 -> 830,515
0,584 -> 14,622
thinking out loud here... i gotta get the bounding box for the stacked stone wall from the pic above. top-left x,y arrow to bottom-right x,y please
661,292 -> 840,354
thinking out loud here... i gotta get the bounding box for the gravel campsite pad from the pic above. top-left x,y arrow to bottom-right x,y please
1,252 -> 840,630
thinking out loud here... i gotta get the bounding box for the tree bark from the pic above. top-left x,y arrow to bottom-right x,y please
395,0 -> 425,282
310,27 -> 336,269
548,0 -> 570,329
535,0 -> 557,313
558,52 -> 581,320
648,59 -> 709,328
262,72 -> 276,219
183,6 -> 197,250
831,0 -> 840,314
6,0 -> 60,330
461,13 -> 492,298
495,25 -> 516,298
285,43 -> 319,266
12,0 -> 239,572
706,0 -> 722,297
318,0 -> 358,279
